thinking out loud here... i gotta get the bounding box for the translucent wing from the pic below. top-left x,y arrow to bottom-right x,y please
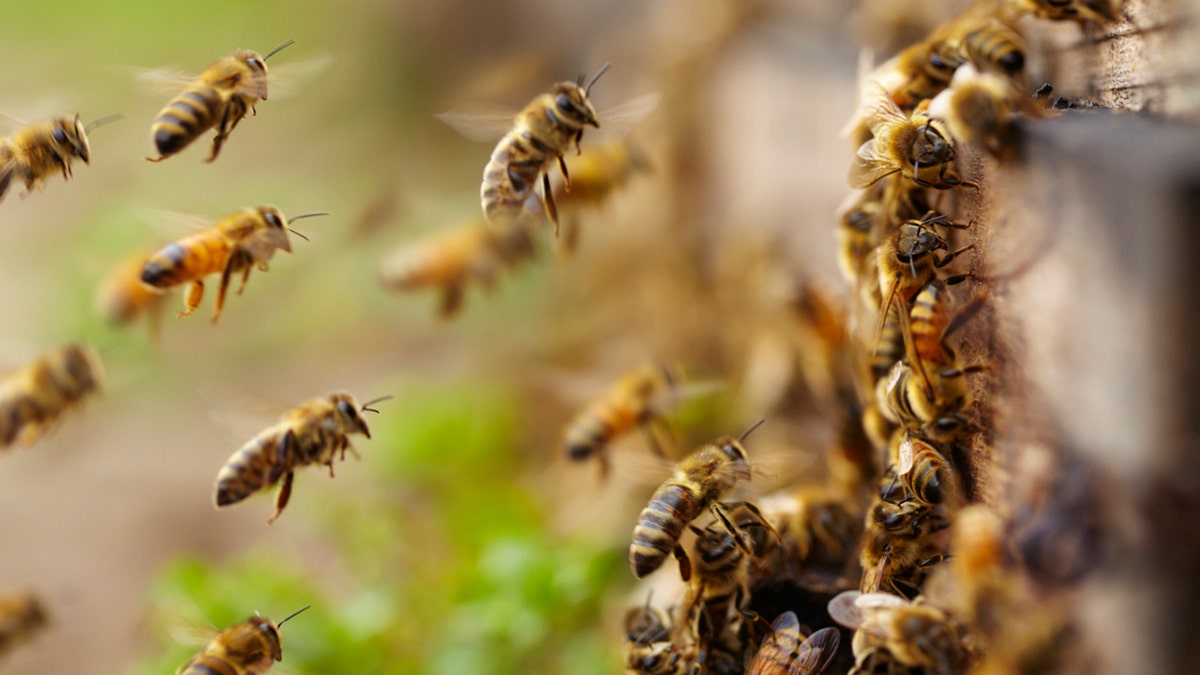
435,105 -> 519,143
848,139 -> 900,189
826,590 -> 867,629
855,591 -> 911,610
897,431 -> 916,475
861,80 -> 909,132
791,626 -> 841,675
135,66 -> 200,94
594,92 -> 661,134
136,208 -> 214,238
264,55 -> 332,100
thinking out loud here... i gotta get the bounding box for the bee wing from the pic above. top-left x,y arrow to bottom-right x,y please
790,626 -> 841,675
159,609 -> 219,648
203,387 -> 292,442
897,431 -> 916,475
848,139 -> 901,189
861,81 -> 908,130
826,590 -> 867,629
592,92 -> 661,135
134,66 -> 200,94
435,105 -> 519,143
262,55 -> 333,101
854,592 -> 911,610
137,208 -> 214,238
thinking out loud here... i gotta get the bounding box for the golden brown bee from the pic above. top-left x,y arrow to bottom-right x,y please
927,64 -> 1018,157
677,507 -> 769,645
96,248 -> 168,343
859,495 -> 950,594
147,39 -> 294,163
480,65 -> 609,233
140,206 -> 325,324
850,83 -> 977,191
829,591 -> 965,675
0,591 -> 48,657
836,186 -> 886,289
0,113 -> 121,203
377,216 -> 536,318
758,484 -> 862,581
748,614 -> 841,675
890,431 -> 955,506
551,138 -> 650,253
623,597 -> 685,675
956,17 -> 1026,77
213,393 -> 387,524
628,422 -> 768,579
178,605 -> 308,675
0,344 -> 104,450
561,362 -> 682,480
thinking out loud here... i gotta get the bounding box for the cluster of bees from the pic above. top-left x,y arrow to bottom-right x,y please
0,0 -> 1131,672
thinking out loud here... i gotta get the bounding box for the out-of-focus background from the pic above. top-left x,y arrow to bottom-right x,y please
2,0 -> 1197,674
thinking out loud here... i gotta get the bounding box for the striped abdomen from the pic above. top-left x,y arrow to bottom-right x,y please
213,428 -> 293,507
871,303 -> 906,380
563,397 -> 641,461
481,129 -> 556,225
151,84 -> 224,158
178,655 -> 247,675
629,482 -> 702,578
903,449 -> 948,505
962,22 -> 1025,74
140,232 -> 231,288
909,280 -> 951,366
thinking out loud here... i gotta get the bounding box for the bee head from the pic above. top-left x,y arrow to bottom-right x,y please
331,393 -> 391,439
247,613 -> 285,662
51,115 -> 91,164
257,206 -> 293,254
552,82 -> 600,129
912,122 -> 955,165
234,49 -> 271,100
896,221 -> 947,264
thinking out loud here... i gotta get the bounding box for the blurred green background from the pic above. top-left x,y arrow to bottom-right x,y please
0,0 -> 870,672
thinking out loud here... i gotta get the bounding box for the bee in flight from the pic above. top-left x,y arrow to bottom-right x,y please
0,113 -> 122,203
748,613 -> 841,675
0,344 -> 104,450
146,39 -> 294,163
478,64 -> 610,233
139,206 -> 325,324
178,605 -> 309,675
628,420 -> 773,579
377,216 -> 536,318
0,590 -> 49,658
213,392 -> 389,523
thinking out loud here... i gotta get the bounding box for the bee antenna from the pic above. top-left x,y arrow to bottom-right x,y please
277,605 -> 311,628
738,418 -> 766,443
262,38 -> 296,62
288,211 -> 330,222
584,63 -> 612,96
360,395 -> 394,414
85,113 -> 124,133
288,228 -> 310,242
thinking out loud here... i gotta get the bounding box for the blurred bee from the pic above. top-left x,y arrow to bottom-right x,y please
887,431 -> 955,506
140,207 -> 325,324
96,248 -> 168,343
748,614 -> 841,675
859,495 -> 950,594
850,83 -> 977,191
377,216 -> 536,319
551,138 -> 650,254
836,186 -> 885,289
179,605 -> 308,675
479,64 -> 609,232
213,392 -> 388,523
0,344 -> 104,449
0,591 -> 48,657
623,597 -> 685,675
758,485 -> 862,581
0,113 -> 122,203
927,64 -> 1018,157
562,362 -> 682,480
629,421 -> 771,579
829,591 -> 965,675
147,39 -> 294,163
1009,0 -> 1125,23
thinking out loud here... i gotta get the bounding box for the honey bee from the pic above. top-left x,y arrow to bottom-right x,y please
859,495 -> 950,594
888,431 -> 955,506
551,138 -> 650,254
146,39 -> 294,163
927,64 -> 1017,157
479,64 -> 609,233
623,596 -> 686,675
828,591 -> 965,675
96,248 -> 168,343
213,392 -> 388,524
836,186 -> 885,289
850,83 -> 977,191
0,113 -> 122,203
0,344 -> 104,449
179,605 -> 309,675
377,216 -> 536,318
629,421 -> 770,579
748,614 -> 841,675
1009,0 -> 1124,23
758,484 -> 862,579
562,362 -> 682,480
0,591 -> 48,657
140,207 -> 325,324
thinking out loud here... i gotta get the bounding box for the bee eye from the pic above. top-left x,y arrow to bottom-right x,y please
264,213 -> 283,228
52,127 -> 68,144
337,401 -> 355,418
555,94 -> 574,111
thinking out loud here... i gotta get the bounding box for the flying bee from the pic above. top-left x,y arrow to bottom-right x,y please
629,421 -> 774,579
859,495 -> 950,595
0,591 -> 48,657
561,362 -> 683,480
0,113 -> 122,203
140,207 -> 325,324
748,614 -> 841,675
213,392 -> 388,524
552,138 -> 650,254
377,216 -> 536,318
178,605 -> 308,675
850,83 -> 977,191
147,39 -> 294,162
476,64 -> 610,233
0,344 -> 104,449
829,592 -> 965,675
927,64 -> 1018,157
96,247 -> 168,343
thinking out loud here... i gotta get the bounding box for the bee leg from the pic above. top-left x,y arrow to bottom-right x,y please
933,243 -> 975,269
267,471 -> 294,525
673,543 -> 692,582
214,257 -> 241,324
179,281 -> 204,318
207,106 -> 237,163
542,173 -> 560,236
557,155 -> 571,192
237,266 -> 253,296
596,452 -> 610,483
439,284 -> 464,319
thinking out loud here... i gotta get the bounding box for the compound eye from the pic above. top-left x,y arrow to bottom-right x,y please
264,212 -> 283,228
52,127 -> 68,144
555,93 -> 574,111
248,58 -> 264,70
337,401 -> 355,418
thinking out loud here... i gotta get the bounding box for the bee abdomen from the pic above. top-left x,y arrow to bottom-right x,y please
213,435 -> 288,507
563,408 -> 616,461
153,87 -> 221,156
140,243 -> 191,287
179,656 -> 239,675
630,483 -> 698,578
